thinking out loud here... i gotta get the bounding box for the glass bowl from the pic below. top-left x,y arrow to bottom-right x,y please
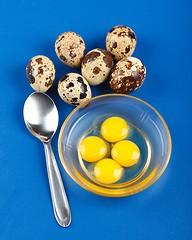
58,94 -> 172,197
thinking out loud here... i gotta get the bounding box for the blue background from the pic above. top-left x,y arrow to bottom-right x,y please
0,0 -> 191,239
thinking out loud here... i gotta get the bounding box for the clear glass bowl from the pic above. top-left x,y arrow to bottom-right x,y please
58,94 -> 172,197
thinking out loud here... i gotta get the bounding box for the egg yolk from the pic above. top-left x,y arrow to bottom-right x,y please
94,158 -> 123,184
100,116 -> 129,143
111,140 -> 140,167
79,136 -> 108,162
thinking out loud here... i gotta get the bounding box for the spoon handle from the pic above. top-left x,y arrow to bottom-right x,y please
43,142 -> 71,227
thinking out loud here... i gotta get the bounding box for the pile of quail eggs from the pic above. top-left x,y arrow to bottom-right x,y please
26,25 -> 146,106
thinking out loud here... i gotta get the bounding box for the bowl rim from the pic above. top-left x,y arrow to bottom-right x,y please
58,93 -> 172,197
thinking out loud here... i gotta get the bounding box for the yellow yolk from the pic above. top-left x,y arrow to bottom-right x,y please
100,116 -> 129,143
111,140 -> 140,167
94,158 -> 123,184
79,136 -> 108,162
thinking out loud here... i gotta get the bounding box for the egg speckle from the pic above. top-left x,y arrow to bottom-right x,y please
26,55 -> 55,92
81,48 -> 114,85
106,25 -> 137,61
110,57 -> 146,93
55,32 -> 86,68
58,73 -> 92,106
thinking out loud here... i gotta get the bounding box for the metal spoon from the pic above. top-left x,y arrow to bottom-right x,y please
23,92 -> 71,227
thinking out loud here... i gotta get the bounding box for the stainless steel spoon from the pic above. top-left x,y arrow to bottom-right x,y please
23,92 -> 71,227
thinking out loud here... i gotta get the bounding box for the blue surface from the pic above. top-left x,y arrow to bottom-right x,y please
0,0 -> 191,239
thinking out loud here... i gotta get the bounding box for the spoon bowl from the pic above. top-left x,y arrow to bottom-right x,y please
23,92 -> 71,227
23,92 -> 58,142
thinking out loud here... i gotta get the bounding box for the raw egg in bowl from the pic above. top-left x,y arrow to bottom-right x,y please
58,94 -> 172,197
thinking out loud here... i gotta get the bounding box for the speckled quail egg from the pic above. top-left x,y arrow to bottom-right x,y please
58,73 -> 92,106
81,48 -> 114,86
106,25 -> 137,61
109,57 -> 146,93
26,55 -> 55,92
55,32 -> 86,68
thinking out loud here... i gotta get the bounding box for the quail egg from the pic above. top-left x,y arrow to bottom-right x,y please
106,25 -> 137,61
110,57 -> 146,93
55,32 -> 86,68
58,73 -> 92,106
26,55 -> 55,92
81,48 -> 114,86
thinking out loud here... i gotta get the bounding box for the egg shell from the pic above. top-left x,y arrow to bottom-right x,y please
58,73 -> 92,106
26,55 -> 55,92
55,32 -> 86,68
109,57 -> 146,93
106,25 -> 137,61
81,48 -> 114,86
